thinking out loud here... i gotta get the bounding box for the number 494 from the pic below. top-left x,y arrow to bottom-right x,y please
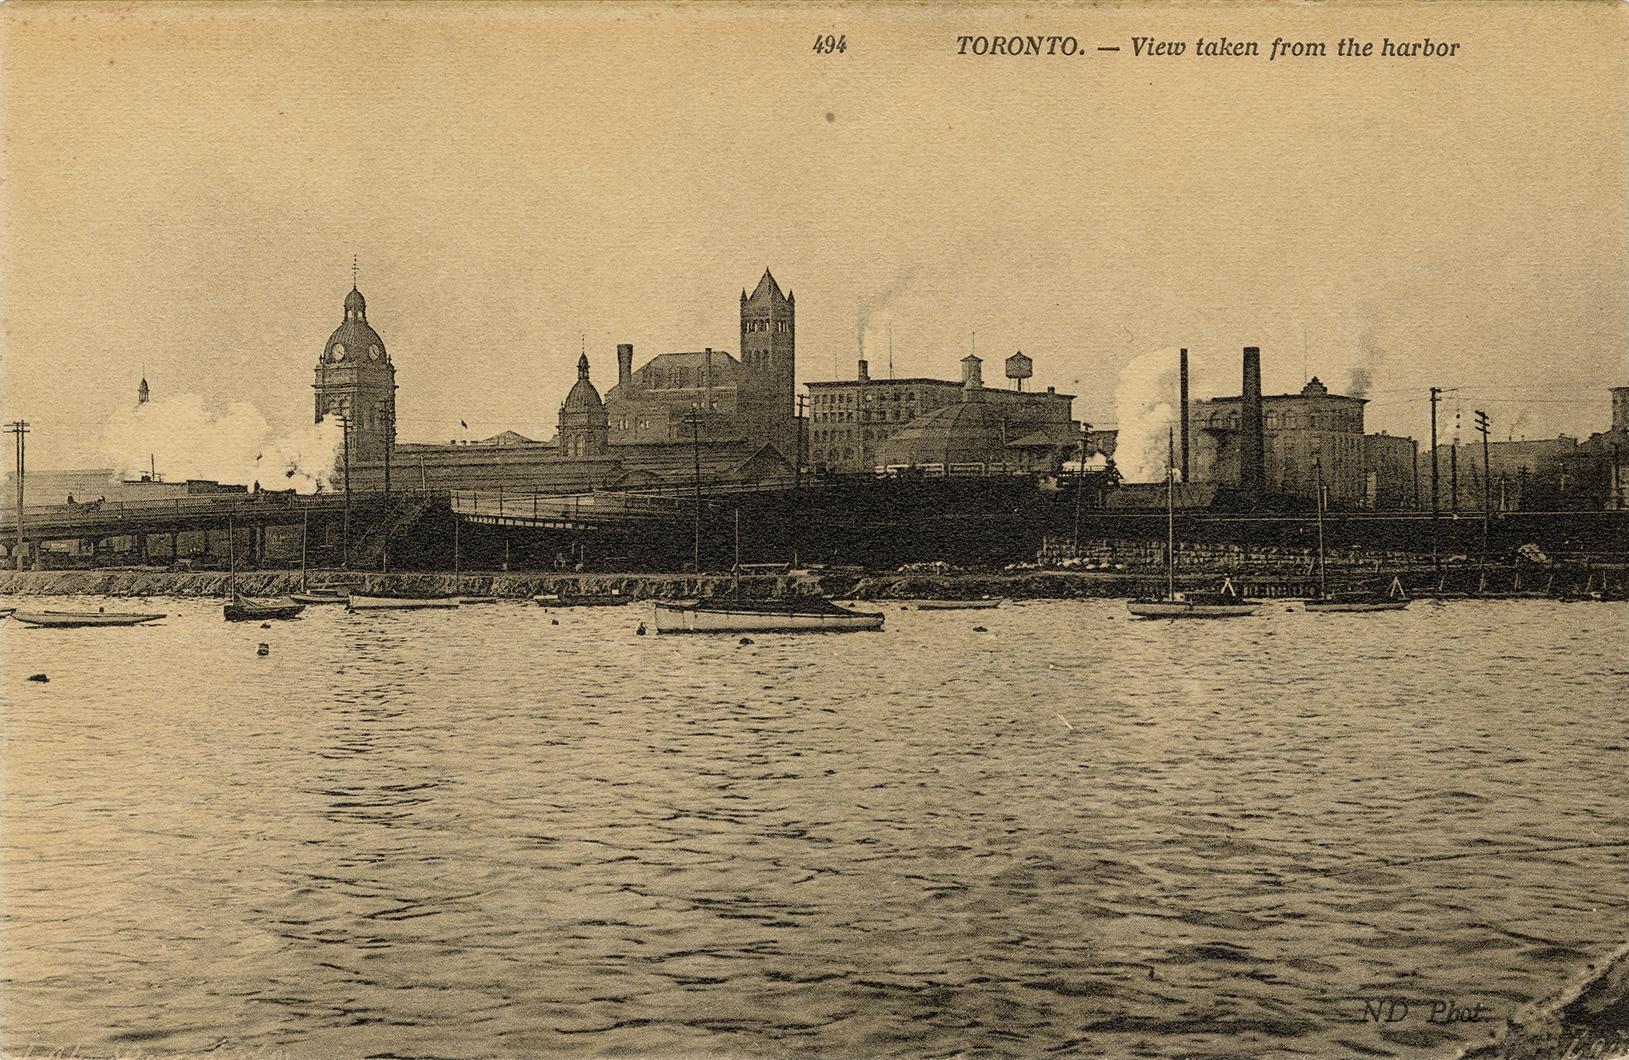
813,34 -> 846,54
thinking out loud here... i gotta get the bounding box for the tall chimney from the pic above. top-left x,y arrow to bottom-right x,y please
857,357 -> 869,382
617,343 -> 633,390
1240,346 -> 1265,495
703,347 -> 714,391
1178,348 -> 1190,481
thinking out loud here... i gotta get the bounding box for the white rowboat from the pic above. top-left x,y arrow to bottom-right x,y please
12,610 -> 166,628
654,598 -> 884,633
916,598 -> 1005,610
1127,597 -> 1260,619
347,593 -> 462,610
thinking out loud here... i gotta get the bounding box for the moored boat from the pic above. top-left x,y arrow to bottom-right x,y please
12,609 -> 166,628
654,597 -> 885,633
1127,591 -> 1260,619
537,591 -> 632,607
290,589 -> 348,605
1126,430 -> 1259,620
916,598 -> 1005,610
347,593 -> 462,610
460,595 -> 498,604
1303,593 -> 1409,613
224,596 -> 307,622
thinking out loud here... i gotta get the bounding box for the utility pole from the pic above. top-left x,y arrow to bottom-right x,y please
1449,426 -> 1459,515
1429,387 -> 1441,518
338,413 -> 352,568
6,421 -> 29,571
682,408 -> 705,572
794,394 -> 806,566
1073,421 -> 1092,553
1475,409 -> 1491,568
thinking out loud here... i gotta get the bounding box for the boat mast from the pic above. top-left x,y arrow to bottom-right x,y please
1314,456 -> 1327,597
1166,427 -> 1176,600
300,509 -> 310,591
227,514 -> 237,600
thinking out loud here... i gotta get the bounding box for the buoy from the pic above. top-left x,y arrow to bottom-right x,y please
261,622 -> 272,629
27,673 -> 48,683
257,643 -> 270,656
972,626 -> 988,633
551,618 -> 559,626
738,637 -> 754,645
636,623 -> 647,636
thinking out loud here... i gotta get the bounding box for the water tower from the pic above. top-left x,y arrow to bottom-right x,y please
1005,351 -> 1033,392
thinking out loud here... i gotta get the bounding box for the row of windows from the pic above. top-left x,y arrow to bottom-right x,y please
815,408 -> 912,424
742,320 -> 791,333
813,390 -> 921,405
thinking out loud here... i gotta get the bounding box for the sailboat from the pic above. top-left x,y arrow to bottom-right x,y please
1127,430 -> 1260,619
223,515 -> 306,621
1303,458 -> 1410,613
289,509 -> 348,603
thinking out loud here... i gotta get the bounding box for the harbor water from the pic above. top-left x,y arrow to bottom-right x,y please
2,597 -> 1626,1058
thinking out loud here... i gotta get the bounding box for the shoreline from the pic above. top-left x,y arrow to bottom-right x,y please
1462,940 -> 1629,1059
0,564 -> 1598,602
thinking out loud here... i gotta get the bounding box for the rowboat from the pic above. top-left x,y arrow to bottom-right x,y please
654,597 -> 885,633
536,591 -> 632,607
1304,593 -> 1409,613
224,596 -> 307,622
12,609 -> 166,628
916,598 -> 1005,610
290,589 -> 348,605
347,593 -> 462,610
460,595 -> 498,604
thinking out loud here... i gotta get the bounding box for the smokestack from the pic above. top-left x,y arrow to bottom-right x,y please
617,343 -> 633,390
703,347 -> 714,391
857,357 -> 869,382
1240,346 -> 1265,495
1178,348 -> 1190,481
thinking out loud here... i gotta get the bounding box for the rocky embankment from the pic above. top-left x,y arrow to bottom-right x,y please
0,567 -> 1185,601
1461,941 -> 1629,1059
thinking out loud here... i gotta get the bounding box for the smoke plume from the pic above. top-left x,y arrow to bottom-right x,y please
102,394 -> 343,493
1112,347 -> 1184,483
852,268 -> 918,374
1346,329 -> 1385,399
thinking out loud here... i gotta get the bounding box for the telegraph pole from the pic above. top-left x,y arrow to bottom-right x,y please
6,421 -> 29,571
338,413 -> 352,568
1475,409 -> 1491,568
1429,387 -> 1441,518
1073,421 -> 1092,553
682,408 -> 705,571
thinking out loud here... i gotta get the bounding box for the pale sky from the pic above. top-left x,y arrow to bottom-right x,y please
3,2 -> 1625,468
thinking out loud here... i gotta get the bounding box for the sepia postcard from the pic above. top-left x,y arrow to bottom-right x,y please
2,2 -> 1626,1058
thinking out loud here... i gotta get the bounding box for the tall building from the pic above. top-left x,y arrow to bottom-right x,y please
808,353 -> 1077,473
736,269 -> 797,460
558,353 -> 610,457
312,285 -> 396,463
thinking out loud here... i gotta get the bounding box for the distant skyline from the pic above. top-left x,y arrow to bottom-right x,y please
3,3 -> 1625,469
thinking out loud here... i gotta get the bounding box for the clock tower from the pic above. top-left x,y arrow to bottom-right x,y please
313,285 -> 396,464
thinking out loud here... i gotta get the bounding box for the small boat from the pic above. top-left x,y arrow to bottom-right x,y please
12,609 -> 166,628
347,593 -> 462,610
1302,467 -> 1410,613
654,597 -> 885,633
290,588 -> 349,605
916,598 -> 1005,610
538,591 -> 632,607
1126,431 -> 1258,620
0,607 -> 14,620
224,596 -> 306,622
1127,591 -> 1260,619
460,595 -> 498,605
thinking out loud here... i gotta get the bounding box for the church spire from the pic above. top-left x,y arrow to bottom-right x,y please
577,352 -> 591,379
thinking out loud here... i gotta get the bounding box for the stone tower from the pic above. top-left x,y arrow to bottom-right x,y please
559,353 -> 610,457
737,269 -> 796,460
313,285 -> 396,464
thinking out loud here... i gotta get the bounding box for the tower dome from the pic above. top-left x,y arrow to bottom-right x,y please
559,353 -> 609,457
324,286 -> 387,364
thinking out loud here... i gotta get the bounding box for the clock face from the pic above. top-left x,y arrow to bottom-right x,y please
331,343 -> 346,361
369,345 -> 381,361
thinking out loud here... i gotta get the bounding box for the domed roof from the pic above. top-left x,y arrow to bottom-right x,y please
562,353 -> 605,412
323,287 -> 387,365
876,399 -> 1010,467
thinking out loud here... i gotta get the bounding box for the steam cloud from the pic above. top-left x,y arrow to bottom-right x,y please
1346,329 -> 1385,399
1111,347 -> 1185,484
102,394 -> 343,493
